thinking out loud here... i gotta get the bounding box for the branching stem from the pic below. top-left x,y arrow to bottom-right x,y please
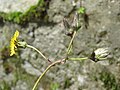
32,59 -> 65,90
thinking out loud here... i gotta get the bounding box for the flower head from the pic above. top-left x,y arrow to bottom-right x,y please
90,48 -> 110,62
10,30 -> 19,56
95,48 -> 109,58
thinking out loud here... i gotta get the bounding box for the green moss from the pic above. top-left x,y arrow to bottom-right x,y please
99,71 -> 120,90
50,83 -> 59,90
0,0 -> 50,25
0,81 -> 11,90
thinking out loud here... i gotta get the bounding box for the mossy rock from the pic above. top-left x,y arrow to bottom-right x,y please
0,0 -> 50,25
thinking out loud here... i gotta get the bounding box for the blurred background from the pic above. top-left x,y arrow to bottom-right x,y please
0,0 -> 120,90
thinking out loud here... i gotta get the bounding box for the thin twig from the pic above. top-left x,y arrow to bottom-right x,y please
26,45 -> 50,62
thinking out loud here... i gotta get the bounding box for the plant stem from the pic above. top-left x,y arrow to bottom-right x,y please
68,57 -> 88,61
67,31 -> 77,55
32,59 -> 65,90
32,57 -> 88,90
26,45 -> 48,61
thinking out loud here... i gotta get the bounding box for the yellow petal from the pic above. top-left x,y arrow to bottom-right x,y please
10,50 -> 16,56
14,30 -> 19,39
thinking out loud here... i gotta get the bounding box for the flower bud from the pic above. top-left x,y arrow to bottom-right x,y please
95,48 -> 109,58
90,48 -> 110,62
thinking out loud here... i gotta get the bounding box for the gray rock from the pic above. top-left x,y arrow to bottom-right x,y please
0,0 -> 38,13
22,61 -> 41,76
48,0 -> 73,22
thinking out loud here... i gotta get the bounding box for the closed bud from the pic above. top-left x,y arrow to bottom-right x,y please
90,48 -> 110,62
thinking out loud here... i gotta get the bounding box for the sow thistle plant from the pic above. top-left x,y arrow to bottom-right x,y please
10,12 -> 109,90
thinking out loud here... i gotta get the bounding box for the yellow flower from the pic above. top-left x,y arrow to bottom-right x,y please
10,30 -> 19,56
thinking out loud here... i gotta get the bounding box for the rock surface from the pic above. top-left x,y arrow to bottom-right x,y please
0,0 -> 38,13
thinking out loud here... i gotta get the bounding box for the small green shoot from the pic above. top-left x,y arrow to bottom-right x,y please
77,7 -> 86,14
